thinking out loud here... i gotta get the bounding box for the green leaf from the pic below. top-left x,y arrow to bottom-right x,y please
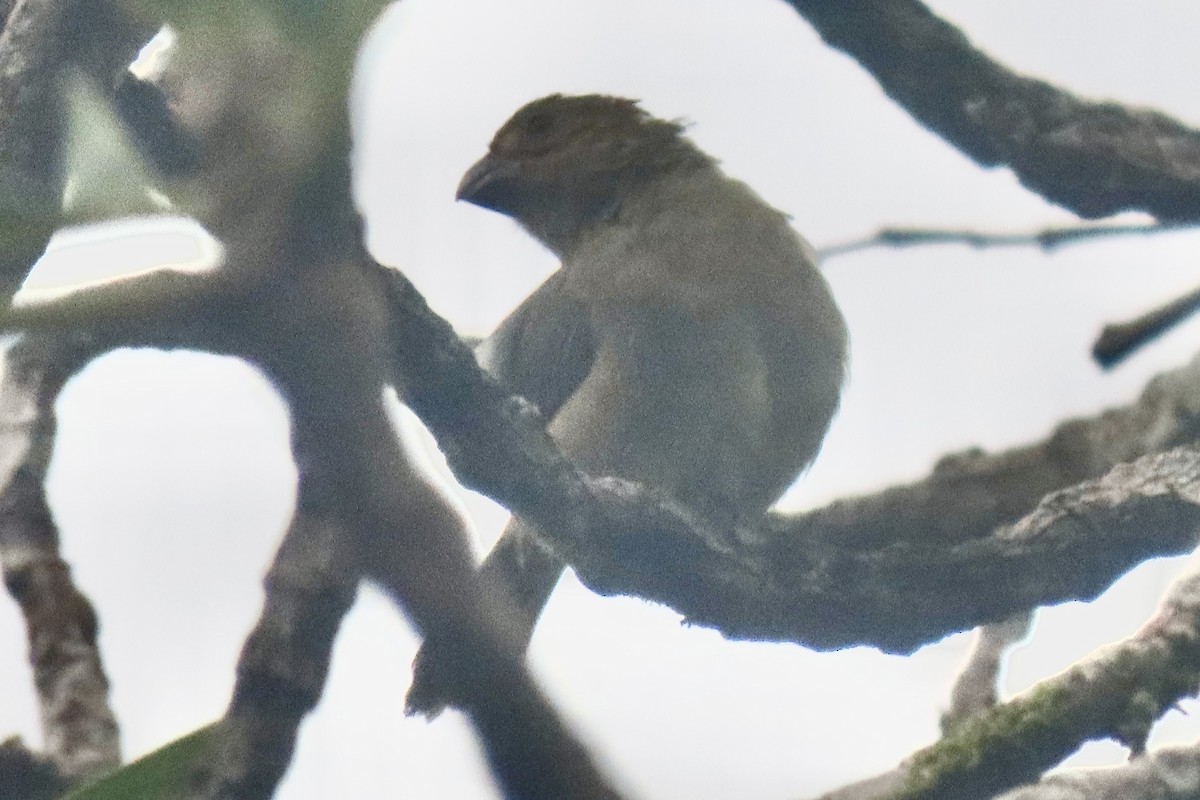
58,724 -> 218,800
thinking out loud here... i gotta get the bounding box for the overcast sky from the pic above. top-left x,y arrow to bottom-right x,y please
5,2 -> 1200,798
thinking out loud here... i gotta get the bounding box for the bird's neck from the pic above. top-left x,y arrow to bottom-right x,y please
532,156 -> 713,258
517,194 -> 620,258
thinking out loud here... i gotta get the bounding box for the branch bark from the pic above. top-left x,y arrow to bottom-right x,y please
993,743 -> 1200,800
0,0 -> 152,295
941,613 -> 1034,735
882,562 -> 1200,800
1094,283 -> 1200,368
0,0 -> 152,787
783,0 -> 1200,221
0,5 -> 632,797
11,4 -> 1200,799
383,265 -> 1200,652
12,0 -> 1200,670
0,0 -> 75,292
185,511 -> 357,799
0,336 -> 119,783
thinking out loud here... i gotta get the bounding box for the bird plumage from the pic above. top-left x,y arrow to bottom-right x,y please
406,93 -> 847,715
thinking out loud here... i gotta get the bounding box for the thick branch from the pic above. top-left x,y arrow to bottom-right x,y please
886,564 -> 1200,800
384,264 -> 1200,652
13,6 -> 1200,796
993,743 -> 1200,800
0,8 -> 631,797
17,229 -> 1200,668
0,0 -> 73,295
0,335 -> 118,782
7,0 -> 1197,673
0,0 -> 153,295
185,513 -> 357,800
662,443 -> 1200,651
784,0 -> 1200,220
816,724 -> 1200,800
0,1 -> 159,788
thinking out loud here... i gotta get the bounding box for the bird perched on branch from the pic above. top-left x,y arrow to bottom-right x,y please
406,93 -> 847,715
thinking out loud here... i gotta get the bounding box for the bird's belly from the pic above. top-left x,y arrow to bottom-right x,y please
548,308 -> 806,517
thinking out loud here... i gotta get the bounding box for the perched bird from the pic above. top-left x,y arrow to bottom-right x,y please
406,93 -> 847,715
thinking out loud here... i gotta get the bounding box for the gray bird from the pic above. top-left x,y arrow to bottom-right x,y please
407,93 -> 847,715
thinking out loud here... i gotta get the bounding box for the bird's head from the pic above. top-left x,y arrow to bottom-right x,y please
457,94 -> 708,253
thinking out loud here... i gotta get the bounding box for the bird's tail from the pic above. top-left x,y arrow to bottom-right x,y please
405,516 -> 565,717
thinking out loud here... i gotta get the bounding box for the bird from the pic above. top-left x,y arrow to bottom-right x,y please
406,93 -> 847,716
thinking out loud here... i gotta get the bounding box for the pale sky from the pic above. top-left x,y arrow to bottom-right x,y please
5,2 -> 1200,798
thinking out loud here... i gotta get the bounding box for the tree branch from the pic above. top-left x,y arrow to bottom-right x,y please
0,0 -> 152,787
0,5 -> 634,796
816,223 -> 1200,370
993,743 -> 1200,800
0,736 -> 69,800
0,335 -> 118,783
12,5 -> 1200,797
784,0 -> 1200,221
883,563 -> 1200,800
941,613 -> 1034,735
5,0 -> 1192,674
0,0 -> 153,296
382,264 -> 1200,652
1094,283 -> 1200,368
764,444 -> 1200,652
185,513 -> 357,800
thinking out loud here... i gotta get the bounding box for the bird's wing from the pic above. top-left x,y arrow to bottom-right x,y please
475,268 -> 597,419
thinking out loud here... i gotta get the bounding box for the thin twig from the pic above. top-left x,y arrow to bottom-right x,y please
817,222 -> 1184,260
1094,282 -> 1200,368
